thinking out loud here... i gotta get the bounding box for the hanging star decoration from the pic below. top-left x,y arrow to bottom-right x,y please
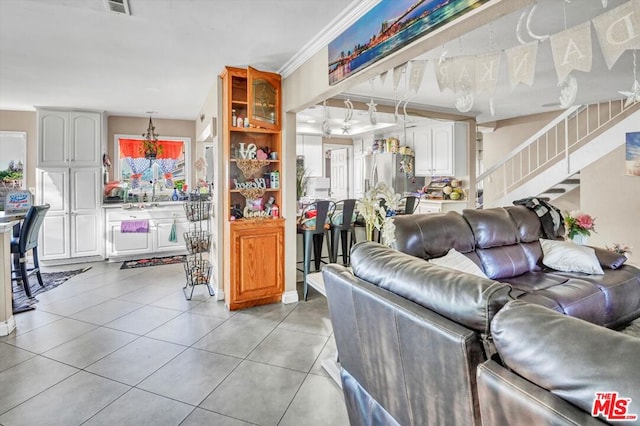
620,80 -> 640,107
620,51 -> 640,107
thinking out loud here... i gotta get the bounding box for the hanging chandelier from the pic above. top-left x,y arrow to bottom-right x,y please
141,116 -> 160,159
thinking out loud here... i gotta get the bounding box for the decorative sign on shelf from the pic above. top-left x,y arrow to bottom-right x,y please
236,159 -> 270,178
5,190 -> 32,213
238,143 -> 257,159
233,178 -> 267,190
243,207 -> 271,218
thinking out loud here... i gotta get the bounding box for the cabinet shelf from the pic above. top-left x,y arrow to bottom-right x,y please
232,100 -> 248,105
230,159 -> 279,164
230,188 -> 280,193
230,127 -> 278,134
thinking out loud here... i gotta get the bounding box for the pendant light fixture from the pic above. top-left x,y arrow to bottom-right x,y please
142,114 -> 160,159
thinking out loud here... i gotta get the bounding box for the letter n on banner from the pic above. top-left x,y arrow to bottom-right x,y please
593,1 -> 640,70
505,42 -> 538,90
550,22 -> 593,83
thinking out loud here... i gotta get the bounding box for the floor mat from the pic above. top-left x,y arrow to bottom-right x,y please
120,255 -> 186,270
12,267 -> 92,313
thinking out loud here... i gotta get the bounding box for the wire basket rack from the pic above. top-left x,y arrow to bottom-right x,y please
184,231 -> 212,254
184,201 -> 211,222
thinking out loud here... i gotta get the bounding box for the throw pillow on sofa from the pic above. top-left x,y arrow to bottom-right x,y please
540,239 -> 604,275
428,248 -> 488,278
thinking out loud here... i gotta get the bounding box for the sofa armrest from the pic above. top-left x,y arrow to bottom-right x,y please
591,246 -> 627,269
491,301 -> 640,422
477,360 -> 606,426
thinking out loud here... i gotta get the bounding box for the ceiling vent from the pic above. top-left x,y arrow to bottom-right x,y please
104,0 -> 130,15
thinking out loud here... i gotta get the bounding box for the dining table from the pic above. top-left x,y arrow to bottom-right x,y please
0,210 -> 27,336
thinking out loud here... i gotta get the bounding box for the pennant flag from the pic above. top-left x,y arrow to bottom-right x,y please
550,22 -> 593,83
475,52 -> 501,94
505,42 -> 538,89
451,56 -> 476,92
593,1 -> 640,69
408,60 -> 427,93
435,59 -> 453,92
393,63 -> 405,92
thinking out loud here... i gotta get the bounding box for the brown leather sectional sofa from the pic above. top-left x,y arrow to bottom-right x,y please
322,206 -> 640,425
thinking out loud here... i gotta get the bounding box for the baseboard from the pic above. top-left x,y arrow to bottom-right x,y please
215,289 -> 225,301
0,316 -> 16,337
282,290 -> 299,304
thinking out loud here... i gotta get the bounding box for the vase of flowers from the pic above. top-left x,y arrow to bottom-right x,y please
357,182 -> 401,246
564,210 -> 596,245
606,243 -> 633,258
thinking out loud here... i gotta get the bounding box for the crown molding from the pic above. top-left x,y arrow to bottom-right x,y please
278,0 -> 381,78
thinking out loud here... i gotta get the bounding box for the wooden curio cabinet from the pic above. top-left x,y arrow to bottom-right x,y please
220,66 -> 284,310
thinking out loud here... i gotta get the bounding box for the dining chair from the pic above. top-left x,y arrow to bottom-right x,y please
329,199 -> 357,265
11,204 -> 50,298
401,195 -> 419,215
297,200 -> 335,300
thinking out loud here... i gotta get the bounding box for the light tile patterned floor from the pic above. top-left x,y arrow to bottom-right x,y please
0,261 -> 348,426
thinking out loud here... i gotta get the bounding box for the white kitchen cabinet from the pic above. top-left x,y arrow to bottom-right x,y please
414,122 -> 468,177
416,200 -> 469,215
38,109 -> 102,167
105,204 -> 206,259
37,168 -> 102,260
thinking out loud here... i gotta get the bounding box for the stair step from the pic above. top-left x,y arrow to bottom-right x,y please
545,188 -> 566,194
561,178 -> 580,185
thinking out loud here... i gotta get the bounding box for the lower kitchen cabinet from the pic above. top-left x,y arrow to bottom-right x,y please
417,200 -> 469,214
105,204 -> 202,259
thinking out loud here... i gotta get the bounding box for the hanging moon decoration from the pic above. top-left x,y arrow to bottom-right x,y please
517,5 -> 550,44
558,74 -> 578,108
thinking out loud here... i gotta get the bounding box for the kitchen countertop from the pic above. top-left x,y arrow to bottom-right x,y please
102,201 -> 192,210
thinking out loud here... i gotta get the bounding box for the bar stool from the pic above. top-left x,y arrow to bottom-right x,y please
400,195 -> 419,214
329,199 -> 357,265
297,200 -> 335,300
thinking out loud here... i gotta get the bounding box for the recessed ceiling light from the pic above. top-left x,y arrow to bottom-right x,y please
307,119 -> 316,123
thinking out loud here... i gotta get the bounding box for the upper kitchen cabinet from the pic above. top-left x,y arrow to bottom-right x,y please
414,122 -> 468,177
247,66 -> 280,131
38,109 -> 102,167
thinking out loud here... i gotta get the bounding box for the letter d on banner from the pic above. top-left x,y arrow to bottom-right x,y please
593,1 -> 640,69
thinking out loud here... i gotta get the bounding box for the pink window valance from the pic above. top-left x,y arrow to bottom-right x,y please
119,139 -> 183,159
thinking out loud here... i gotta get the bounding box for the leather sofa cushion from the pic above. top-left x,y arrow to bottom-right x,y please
350,242 -> 512,333
491,301 -> 640,421
504,206 -> 544,243
476,245 -> 531,279
393,211 -> 475,259
463,208 -> 519,249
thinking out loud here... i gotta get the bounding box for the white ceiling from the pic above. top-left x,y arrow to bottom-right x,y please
0,0 -> 637,124
0,0 -> 353,119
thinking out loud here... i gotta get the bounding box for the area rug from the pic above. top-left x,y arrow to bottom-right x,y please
12,267 -> 92,314
120,255 -> 186,270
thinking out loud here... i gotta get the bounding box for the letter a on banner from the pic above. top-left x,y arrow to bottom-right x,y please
593,1 -> 640,69
505,42 -> 538,89
550,22 -> 593,83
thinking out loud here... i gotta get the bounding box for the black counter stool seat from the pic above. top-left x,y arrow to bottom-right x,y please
297,200 -> 335,300
329,199 -> 358,266
11,204 -> 50,298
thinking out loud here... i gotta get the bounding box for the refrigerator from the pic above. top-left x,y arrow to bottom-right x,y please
363,153 -> 425,195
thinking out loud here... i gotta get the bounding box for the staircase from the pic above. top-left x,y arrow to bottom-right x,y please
477,99 -> 640,208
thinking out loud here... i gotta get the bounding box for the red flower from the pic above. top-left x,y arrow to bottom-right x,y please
576,214 -> 594,230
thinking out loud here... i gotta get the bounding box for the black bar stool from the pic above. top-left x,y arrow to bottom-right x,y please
297,200 -> 335,300
329,199 -> 357,265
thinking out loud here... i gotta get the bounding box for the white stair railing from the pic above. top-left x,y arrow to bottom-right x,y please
477,99 -> 638,207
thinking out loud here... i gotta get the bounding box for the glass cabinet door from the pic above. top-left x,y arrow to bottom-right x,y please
247,66 -> 281,131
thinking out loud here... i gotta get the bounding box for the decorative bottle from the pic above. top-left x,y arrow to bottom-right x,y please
172,188 -> 179,201
232,109 -> 237,127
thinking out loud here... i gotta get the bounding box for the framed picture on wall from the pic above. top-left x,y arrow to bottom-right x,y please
626,131 -> 640,177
